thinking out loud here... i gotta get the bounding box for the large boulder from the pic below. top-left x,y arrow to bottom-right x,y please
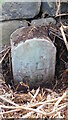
0,20 -> 28,47
0,1 -> 41,21
10,26 -> 56,88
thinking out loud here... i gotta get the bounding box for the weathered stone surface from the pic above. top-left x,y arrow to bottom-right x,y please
10,27 -> 56,88
60,2 -> 68,13
0,1 -> 41,20
0,20 -> 28,47
31,18 -> 56,26
41,1 -> 68,16
0,22 -> 2,48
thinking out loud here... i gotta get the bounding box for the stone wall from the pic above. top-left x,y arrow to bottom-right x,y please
0,1 -> 68,47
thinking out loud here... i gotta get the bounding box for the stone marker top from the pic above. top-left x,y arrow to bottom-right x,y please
12,38 -> 56,51
10,26 -> 51,46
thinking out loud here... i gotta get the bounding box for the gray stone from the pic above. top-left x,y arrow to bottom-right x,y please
0,1 -> 41,20
0,20 -> 28,47
0,22 -> 2,48
31,18 -> 56,26
41,1 -> 68,16
61,2 -> 68,14
41,1 -> 56,16
10,27 -> 56,88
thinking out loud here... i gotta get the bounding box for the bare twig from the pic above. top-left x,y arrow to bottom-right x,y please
0,105 -> 47,116
55,13 -> 68,18
0,101 -> 66,118
22,102 -> 46,118
56,0 -> 60,16
0,95 -> 19,106
53,92 -> 66,111
0,48 -> 10,64
61,24 -> 68,30
27,97 -> 61,108
60,26 -> 68,50
31,87 -> 40,102
47,104 -> 66,117
0,46 -> 10,54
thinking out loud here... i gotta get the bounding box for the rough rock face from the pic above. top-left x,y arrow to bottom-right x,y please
41,1 -> 56,16
31,18 -> 56,26
10,27 -> 56,88
41,1 -> 68,16
0,20 -> 28,46
0,22 -> 2,47
60,2 -> 68,13
0,1 -> 41,20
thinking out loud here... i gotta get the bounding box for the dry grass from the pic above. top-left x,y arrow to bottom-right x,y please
0,79 -> 67,119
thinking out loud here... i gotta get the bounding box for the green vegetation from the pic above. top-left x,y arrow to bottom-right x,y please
0,0 -> 4,4
0,0 -> 10,4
